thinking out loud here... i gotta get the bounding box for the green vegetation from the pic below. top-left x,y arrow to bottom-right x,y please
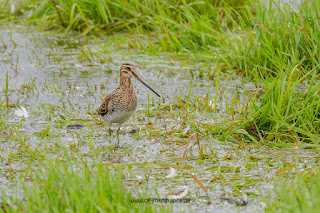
2,157 -> 166,212
235,66 -> 320,144
2,0 -> 320,212
28,0 -> 251,52
267,169 -> 320,212
226,0 -> 320,78
2,0 -> 320,77
0,0 -> 38,23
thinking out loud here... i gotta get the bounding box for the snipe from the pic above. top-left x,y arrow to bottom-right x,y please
97,63 -> 160,148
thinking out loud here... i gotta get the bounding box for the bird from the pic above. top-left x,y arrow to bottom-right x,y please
97,63 -> 161,148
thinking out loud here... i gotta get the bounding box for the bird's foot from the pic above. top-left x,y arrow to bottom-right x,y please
107,129 -> 114,133
110,143 -> 124,150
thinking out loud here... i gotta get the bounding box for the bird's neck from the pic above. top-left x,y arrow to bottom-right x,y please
120,76 -> 134,90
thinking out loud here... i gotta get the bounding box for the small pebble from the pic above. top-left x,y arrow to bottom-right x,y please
220,194 -> 248,206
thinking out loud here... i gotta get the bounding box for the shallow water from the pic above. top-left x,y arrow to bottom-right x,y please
0,26 -> 318,212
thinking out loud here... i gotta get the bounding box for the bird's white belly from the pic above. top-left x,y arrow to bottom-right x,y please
103,109 -> 136,125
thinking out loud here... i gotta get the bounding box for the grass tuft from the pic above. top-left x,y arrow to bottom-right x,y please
240,66 -> 320,144
6,157 -> 167,212
267,170 -> 320,212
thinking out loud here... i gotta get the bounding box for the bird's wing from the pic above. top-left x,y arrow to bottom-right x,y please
97,93 -> 115,116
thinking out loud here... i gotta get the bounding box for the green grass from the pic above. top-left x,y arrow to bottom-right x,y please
226,0 -> 320,78
138,63 -> 320,145
2,156 -> 167,212
225,66 -> 320,144
25,0 -> 320,78
0,0 -> 39,24
266,169 -> 320,212
3,0 -> 320,78
2,1 -> 320,211
28,0 -> 252,52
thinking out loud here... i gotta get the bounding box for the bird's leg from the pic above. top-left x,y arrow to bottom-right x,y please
115,124 -> 122,149
108,124 -> 112,143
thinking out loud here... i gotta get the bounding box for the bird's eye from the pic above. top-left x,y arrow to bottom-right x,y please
127,67 -> 131,71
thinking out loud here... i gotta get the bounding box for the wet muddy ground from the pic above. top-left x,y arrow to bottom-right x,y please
1,26 -> 319,212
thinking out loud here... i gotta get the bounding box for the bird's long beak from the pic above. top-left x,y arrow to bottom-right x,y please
132,72 -> 161,97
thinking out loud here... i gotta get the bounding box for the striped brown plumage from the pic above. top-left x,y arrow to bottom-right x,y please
97,63 -> 160,148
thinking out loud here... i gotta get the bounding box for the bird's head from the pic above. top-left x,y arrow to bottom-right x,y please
120,63 -> 161,97
120,63 -> 137,78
